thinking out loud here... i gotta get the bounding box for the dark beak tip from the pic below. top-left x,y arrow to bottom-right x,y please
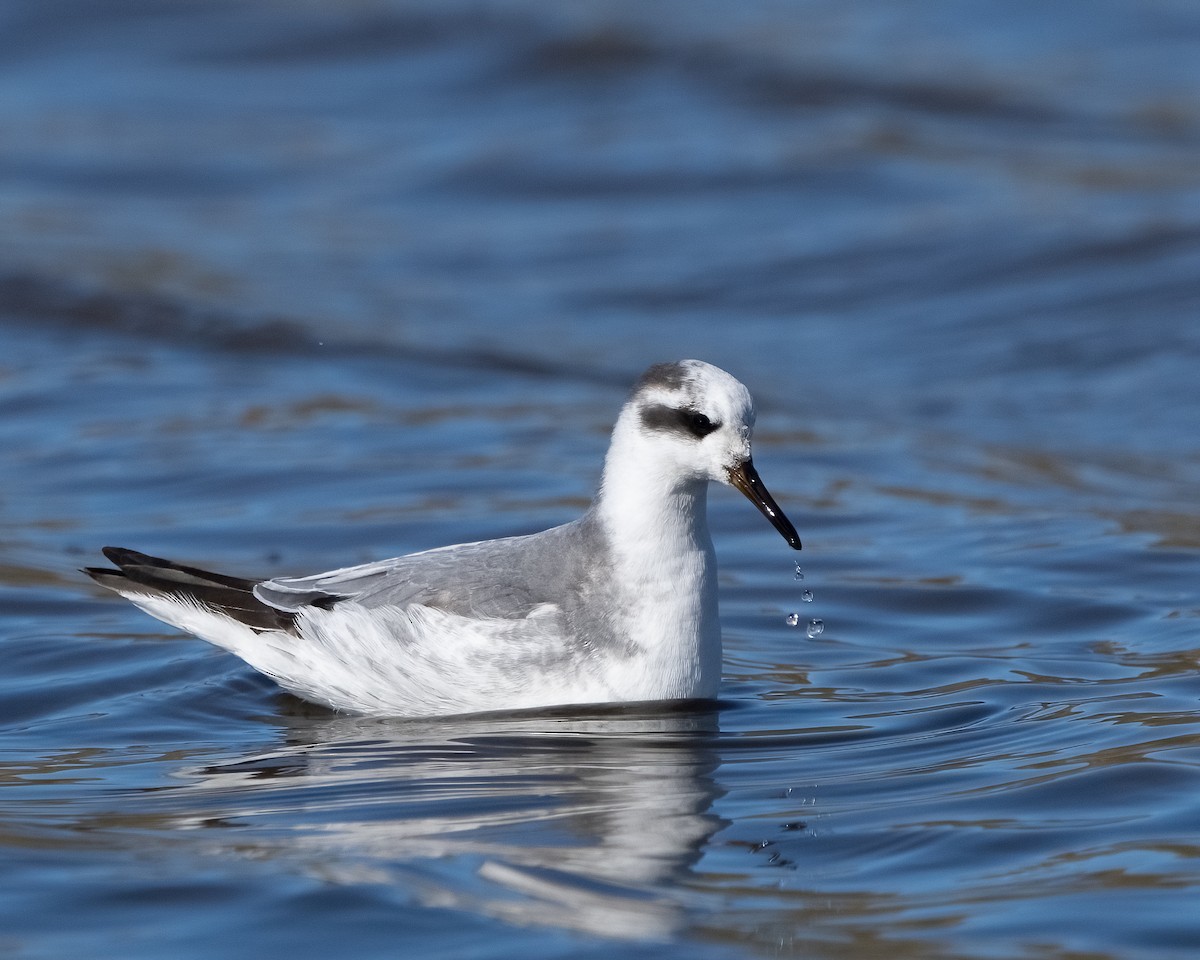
778,524 -> 802,551
729,460 -> 803,552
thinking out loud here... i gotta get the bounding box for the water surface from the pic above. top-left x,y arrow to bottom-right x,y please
2,3 -> 1199,958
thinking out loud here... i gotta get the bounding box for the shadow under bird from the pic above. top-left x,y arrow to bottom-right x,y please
86,359 -> 802,717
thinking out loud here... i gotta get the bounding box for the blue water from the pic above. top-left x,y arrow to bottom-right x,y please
2,2 -> 1199,957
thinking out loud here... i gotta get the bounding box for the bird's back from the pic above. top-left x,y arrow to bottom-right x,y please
255,513 -> 611,625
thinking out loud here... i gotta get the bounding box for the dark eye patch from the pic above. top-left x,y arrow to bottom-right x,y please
640,404 -> 721,439
683,411 -> 717,437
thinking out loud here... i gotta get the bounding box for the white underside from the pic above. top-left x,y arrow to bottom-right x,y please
124,588 -> 717,718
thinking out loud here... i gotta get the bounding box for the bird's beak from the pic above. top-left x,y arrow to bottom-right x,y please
727,460 -> 802,550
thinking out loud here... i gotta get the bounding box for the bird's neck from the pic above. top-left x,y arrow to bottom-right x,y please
588,424 -> 721,698
592,424 -> 713,565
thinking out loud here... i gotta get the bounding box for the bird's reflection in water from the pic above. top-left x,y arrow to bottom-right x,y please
175,698 -> 727,939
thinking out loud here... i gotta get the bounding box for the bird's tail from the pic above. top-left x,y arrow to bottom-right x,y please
84,546 -> 293,632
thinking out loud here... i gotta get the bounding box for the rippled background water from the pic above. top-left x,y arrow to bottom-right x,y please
2,2 -> 1199,957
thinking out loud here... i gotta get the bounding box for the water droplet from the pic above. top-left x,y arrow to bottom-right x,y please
801,589 -> 814,602
806,619 -> 824,638
793,564 -> 804,581
785,613 -> 800,627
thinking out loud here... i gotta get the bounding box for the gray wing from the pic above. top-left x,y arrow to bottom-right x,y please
253,517 -> 601,621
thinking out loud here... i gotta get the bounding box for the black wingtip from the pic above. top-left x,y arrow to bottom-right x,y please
83,566 -> 133,593
102,545 -> 157,567
86,545 -> 295,633
82,565 -> 118,579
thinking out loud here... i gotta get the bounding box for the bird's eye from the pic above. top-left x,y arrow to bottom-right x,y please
684,411 -> 717,438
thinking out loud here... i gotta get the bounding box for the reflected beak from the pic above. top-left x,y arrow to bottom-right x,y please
727,460 -> 802,550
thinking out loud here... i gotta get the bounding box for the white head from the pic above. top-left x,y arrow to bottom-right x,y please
604,360 -> 802,549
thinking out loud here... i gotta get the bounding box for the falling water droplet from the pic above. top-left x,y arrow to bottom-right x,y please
793,564 -> 804,581
785,613 -> 800,627
806,619 -> 824,638
801,589 -> 814,602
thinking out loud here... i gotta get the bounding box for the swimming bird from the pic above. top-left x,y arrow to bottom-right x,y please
85,359 -> 802,717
